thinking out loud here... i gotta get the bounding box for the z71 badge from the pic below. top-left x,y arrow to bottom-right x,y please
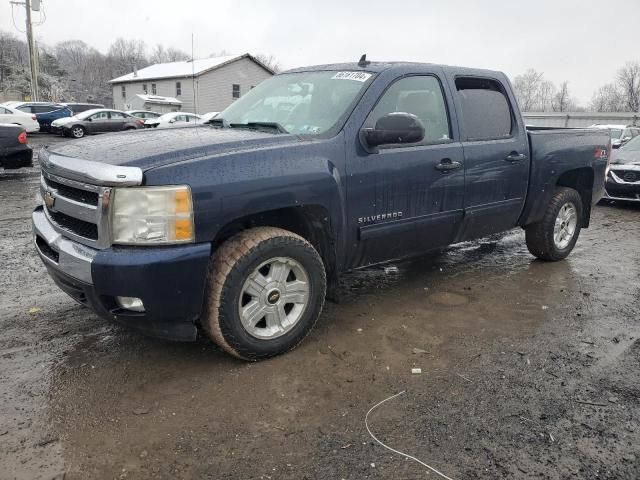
358,211 -> 403,224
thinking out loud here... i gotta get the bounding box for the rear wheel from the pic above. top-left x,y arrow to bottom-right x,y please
525,187 -> 583,261
71,125 -> 85,138
202,227 -> 326,360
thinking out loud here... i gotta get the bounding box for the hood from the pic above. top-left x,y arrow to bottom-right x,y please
53,116 -> 77,126
611,150 -> 640,167
46,125 -> 305,170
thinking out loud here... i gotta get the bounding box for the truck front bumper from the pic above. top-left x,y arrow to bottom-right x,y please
32,207 -> 211,341
604,169 -> 640,202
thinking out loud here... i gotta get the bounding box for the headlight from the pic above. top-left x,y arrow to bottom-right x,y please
110,185 -> 194,245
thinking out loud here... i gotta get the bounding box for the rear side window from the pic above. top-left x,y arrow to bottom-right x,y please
33,105 -> 57,113
17,105 -> 33,113
455,77 -> 512,141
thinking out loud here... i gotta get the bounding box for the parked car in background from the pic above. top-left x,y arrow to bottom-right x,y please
144,111 -> 202,128
0,124 -> 32,170
590,124 -> 640,149
63,103 -> 105,115
199,111 -> 220,123
0,105 -> 40,133
604,134 -> 640,202
10,102 -> 73,132
51,109 -> 144,138
127,110 -> 162,120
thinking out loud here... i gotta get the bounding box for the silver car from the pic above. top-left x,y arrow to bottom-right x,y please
52,109 -> 144,138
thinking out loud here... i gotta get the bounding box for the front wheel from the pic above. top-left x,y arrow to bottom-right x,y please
202,227 -> 326,360
525,187 -> 583,261
71,125 -> 85,138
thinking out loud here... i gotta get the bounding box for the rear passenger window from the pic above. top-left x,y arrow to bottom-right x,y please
366,75 -> 451,145
455,77 -> 512,141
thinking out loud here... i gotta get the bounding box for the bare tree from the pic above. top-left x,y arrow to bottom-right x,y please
616,61 -> 640,112
537,79 -> 556,111
254,53 -> 281,73
552,81 -> 578,112
513,69 -> 564,111
590,83 -> 624,112
150,44 -> 190,64
107,38 -> 148,77
513,69 -> 543,111
209,49 -> 231,58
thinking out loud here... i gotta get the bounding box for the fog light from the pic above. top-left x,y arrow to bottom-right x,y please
116,296 -> 145,312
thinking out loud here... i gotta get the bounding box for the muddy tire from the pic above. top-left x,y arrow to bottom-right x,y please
526,187 -> 583,261
202,227 -> 326,360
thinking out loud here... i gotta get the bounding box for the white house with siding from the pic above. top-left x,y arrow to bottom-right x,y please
108,54 -> 274,114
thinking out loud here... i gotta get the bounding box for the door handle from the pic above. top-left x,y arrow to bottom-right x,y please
435,158 -> 462,172
505,152 -> 527,162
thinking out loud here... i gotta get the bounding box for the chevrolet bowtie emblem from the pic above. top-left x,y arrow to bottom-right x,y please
44,190 -> 56,209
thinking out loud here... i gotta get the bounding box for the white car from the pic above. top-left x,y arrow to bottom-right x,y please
199,111 -> 220,123
144,112 -> 202,129
0,105 -> 40,133
589,124 -> 640,149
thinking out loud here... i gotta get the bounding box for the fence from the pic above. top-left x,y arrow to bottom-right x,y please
523,112 -> 640,128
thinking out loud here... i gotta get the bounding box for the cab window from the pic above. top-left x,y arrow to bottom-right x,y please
455,77 -> 513,141
366,75 -> 451,145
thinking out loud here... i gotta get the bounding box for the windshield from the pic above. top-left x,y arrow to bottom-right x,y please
216,70 -> 373,135
609,128 -> 623,139
76,109 -> 102,119
620,135 -> 640,152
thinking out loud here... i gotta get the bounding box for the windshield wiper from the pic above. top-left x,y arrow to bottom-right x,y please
229,121 -> 288,134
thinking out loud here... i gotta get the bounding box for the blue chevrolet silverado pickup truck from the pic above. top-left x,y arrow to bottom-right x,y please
33,59 -> 609,360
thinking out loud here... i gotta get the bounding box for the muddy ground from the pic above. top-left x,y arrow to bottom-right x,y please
1,134 -> 639,480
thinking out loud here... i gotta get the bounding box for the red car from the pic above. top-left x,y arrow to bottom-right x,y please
0,124 -> 33,170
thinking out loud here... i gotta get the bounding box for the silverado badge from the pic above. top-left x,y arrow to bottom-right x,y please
44,190 -> 56,209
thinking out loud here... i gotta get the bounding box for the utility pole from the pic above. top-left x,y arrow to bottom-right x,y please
10,0 -> 39,100
24,0 -> 38,100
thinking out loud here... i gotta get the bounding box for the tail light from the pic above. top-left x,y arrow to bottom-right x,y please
17,131 -> 27,144
31,115 -> 37,121
136,119 -> 144,125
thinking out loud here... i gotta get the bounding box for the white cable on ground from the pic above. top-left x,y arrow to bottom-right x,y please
365,390 -> 455,480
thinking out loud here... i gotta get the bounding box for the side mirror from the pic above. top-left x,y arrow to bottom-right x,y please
622,136 -> 632,143
169,118 -> 175,123
361,112 -> 425,149
86,117 -> 92,122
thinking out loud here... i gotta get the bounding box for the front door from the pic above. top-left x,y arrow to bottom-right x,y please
447,75 -> 530,240
87,111 -> 111,133
345,74 -> 465,268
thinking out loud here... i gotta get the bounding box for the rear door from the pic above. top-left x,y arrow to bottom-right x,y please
445,74 -> 529,240
345,71 -> 465,267
109,111 -> 128,131
0,106 -> 13,124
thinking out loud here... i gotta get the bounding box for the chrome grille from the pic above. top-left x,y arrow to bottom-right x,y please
43,176 -> 99,205
40,170 -> 111,249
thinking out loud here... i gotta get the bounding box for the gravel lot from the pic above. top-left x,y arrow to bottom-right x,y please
1,133 -> 639,479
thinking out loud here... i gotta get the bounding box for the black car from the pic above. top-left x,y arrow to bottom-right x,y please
63,103 -> 106,115
0,124 -> 33,169
605,135 -> 640,202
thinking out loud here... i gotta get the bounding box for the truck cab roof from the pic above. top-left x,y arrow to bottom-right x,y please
284,61 -> 505,79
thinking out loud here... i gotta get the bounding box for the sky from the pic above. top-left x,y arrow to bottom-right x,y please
2,0 -> 639,105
